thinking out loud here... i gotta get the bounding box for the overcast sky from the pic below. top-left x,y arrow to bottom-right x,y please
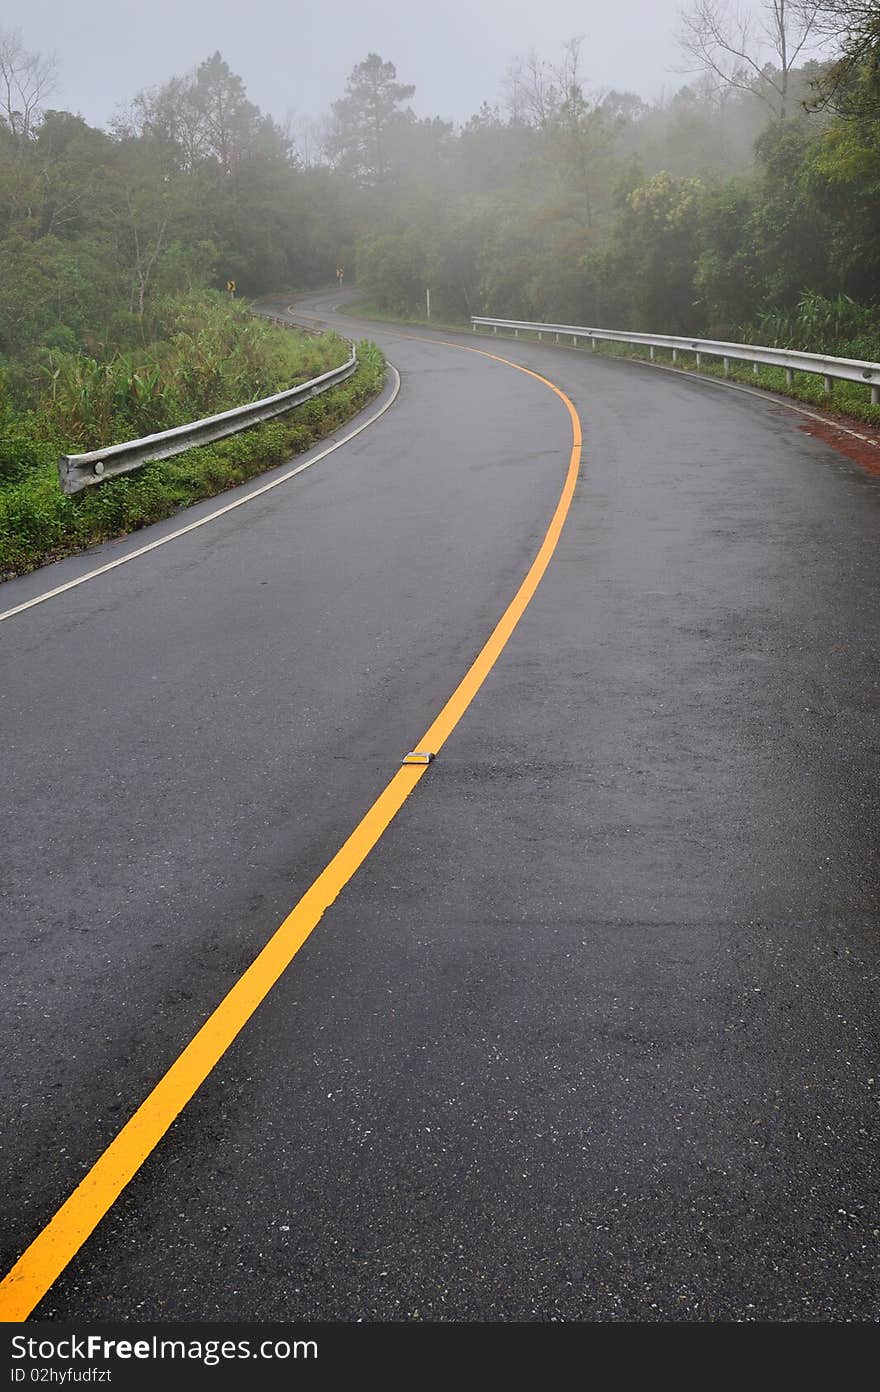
15,0 -> 721,130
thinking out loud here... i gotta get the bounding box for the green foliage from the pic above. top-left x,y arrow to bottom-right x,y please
695,181 -> 761,333
0,234 -> 122,365
357,229 -> 428,315
28,291 -> 352,449
2,31 -> 880,587
806,3 -> 880,119
3,36 -> 878,371
0,340 -> 385,577
751,291 -> 880,357
0,377 -> 57,483
610,172 -> 706,332
327,54 -> 416,186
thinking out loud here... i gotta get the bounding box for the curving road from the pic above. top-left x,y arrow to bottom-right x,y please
1,289 -> 878,1322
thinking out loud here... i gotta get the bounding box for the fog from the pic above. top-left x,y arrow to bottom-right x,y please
2,0 -> 874,424
24,0 -> 720,128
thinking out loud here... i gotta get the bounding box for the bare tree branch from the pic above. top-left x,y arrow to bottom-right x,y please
0,27 -> 56,139
677,0 -> 828,119
803,2 -> 880,113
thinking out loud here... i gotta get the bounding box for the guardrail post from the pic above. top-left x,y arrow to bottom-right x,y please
58,340 -> 359,495
471,316 -> 880,409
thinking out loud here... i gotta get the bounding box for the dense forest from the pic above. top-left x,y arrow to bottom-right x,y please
2,3 -> 879,373
0,43 -> 388,574
1,1 -> 879,573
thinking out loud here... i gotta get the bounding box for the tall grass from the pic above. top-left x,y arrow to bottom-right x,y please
0,294 -> 386,578
29,291 -> 351,450
750,292 -> 880,361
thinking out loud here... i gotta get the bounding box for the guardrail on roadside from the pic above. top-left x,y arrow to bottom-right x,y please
470,316 -> 880,404
58,336 -> 357,496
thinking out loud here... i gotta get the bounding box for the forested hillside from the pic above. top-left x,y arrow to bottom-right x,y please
343,12 -> 880,351
3,7 -> 880,364
0,47 -> 383,575
1,2 -> 879,577
3,6 -> 879,368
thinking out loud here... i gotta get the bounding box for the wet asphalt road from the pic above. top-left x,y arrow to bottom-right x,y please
1,289 -> 878,1322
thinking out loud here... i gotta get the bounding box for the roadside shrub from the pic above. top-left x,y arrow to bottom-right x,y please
0,339 -> 385,577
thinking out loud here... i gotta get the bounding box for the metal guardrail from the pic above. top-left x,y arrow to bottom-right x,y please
471,316 -> 880,404
58,341 -> 357,496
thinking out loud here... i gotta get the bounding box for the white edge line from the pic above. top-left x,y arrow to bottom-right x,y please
613,353 -> 880,447
299,308 -> 878,455
0,364 -> 401,626
478,328 -> 880,451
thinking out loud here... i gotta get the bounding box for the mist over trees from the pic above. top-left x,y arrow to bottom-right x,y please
1,1 -> 879,396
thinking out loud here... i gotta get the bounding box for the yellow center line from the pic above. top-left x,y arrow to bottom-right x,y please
0,343 -> 582,1322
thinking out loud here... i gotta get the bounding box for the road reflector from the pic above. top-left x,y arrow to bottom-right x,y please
402,751 -> 435,765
